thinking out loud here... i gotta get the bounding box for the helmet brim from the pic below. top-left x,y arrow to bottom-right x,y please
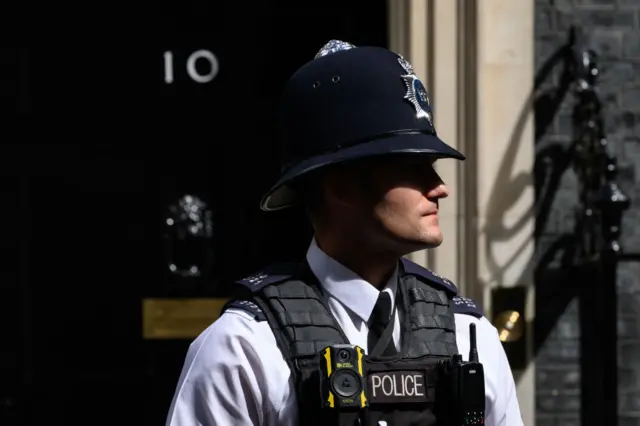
260,132 -> 465,212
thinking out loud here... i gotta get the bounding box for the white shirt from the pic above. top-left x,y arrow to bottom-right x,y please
166,239 -> 523,426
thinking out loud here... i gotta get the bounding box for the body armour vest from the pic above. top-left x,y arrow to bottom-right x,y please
223,258 -> 483,426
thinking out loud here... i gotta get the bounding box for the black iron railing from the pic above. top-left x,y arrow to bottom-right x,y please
569,27 -> 634,426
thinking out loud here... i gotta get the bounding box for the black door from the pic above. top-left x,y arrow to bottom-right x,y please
1,2 -> 388,425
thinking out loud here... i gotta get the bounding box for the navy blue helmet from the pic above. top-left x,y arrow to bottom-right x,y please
260,40 -> 465,212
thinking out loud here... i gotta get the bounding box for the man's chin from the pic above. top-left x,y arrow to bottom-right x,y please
420,229 -> 443,247
419,239 -> 443,250
399,234 -> 443,255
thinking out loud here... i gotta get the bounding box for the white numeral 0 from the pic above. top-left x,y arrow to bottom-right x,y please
164,49 -> 219,84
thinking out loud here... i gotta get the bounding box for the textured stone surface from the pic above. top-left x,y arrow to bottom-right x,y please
535,0 -> 640,424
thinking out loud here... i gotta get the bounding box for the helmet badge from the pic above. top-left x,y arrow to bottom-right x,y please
397,55 -> 433,126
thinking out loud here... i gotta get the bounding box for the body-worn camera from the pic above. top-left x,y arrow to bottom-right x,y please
319,344 -> 368,410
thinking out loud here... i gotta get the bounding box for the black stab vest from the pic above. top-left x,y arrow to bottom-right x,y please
223,258 -> 482,426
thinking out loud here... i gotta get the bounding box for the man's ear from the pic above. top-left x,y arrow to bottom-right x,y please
323,166 -> 360,209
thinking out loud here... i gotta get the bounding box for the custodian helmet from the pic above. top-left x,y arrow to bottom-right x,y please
260,40 -> 465,212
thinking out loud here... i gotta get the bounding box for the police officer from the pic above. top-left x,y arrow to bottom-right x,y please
166,40 -> 524,426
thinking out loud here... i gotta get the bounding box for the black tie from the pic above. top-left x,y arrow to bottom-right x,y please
367,291 -> 396,356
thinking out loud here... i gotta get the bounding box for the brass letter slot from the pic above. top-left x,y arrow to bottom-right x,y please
142,298 -> 228,340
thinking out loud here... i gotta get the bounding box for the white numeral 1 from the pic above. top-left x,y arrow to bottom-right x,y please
163,51 -> 174,84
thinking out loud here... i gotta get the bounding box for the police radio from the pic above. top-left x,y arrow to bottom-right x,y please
319,344 -> 368,411
440,323 -> 485,425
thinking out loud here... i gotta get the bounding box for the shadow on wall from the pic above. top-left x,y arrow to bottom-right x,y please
480,27 -> 593,371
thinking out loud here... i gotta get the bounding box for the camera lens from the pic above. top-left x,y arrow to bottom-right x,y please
338,349 -> 350,361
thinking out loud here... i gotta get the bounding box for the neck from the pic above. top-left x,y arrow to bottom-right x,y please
314,230 -> 399,289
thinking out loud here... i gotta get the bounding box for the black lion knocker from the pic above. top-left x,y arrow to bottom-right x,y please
164,194 -> 215,279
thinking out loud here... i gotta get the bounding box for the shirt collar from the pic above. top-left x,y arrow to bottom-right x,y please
306,237 -> 399,322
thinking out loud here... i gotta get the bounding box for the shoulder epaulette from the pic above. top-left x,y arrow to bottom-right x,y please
451,296 -> 483,318
223,299 -> 267,322
234,262 -> 297,292
400,258 -> 458,295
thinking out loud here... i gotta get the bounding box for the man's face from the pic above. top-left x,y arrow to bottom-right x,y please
347,156 -> 449,253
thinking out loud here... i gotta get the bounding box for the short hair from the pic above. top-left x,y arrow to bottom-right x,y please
290,160 -> 376,222
290,169 -> 326,219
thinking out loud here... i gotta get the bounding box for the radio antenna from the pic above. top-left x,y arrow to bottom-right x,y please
469,323 -> 479,363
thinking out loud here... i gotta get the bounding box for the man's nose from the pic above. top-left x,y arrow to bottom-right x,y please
428,183 -> 449,199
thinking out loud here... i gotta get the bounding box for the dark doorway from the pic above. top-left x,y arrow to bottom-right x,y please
1,2 -> 388,425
